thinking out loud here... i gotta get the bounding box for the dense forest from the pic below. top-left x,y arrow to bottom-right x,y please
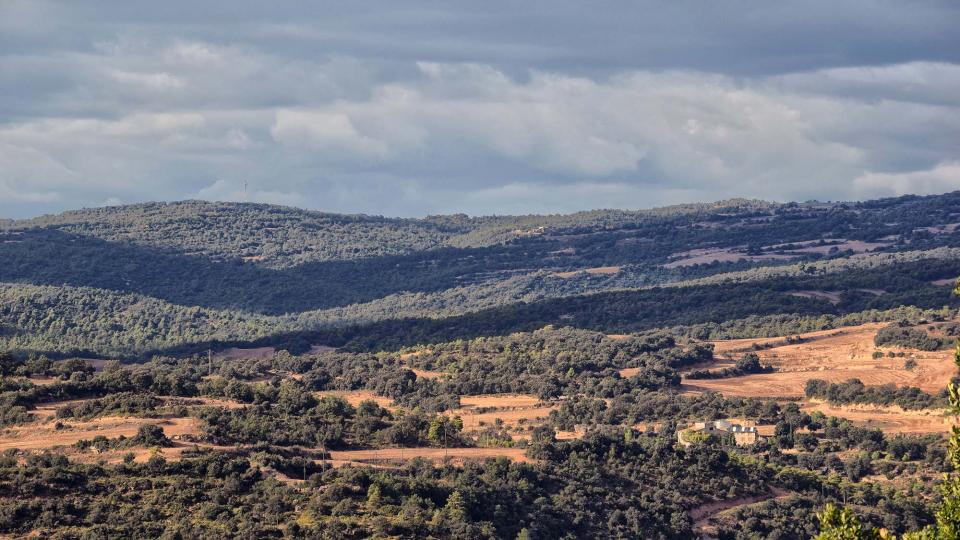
0,332 -> 952,538
4,193 -> 960,537
3,193 -> 960,358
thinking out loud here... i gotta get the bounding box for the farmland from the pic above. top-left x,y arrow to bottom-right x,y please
686,322 -> 955,398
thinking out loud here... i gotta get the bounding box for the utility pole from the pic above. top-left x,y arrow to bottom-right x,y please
208,349 -> 213,376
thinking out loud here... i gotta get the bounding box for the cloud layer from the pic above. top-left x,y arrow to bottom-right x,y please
1,1 -> 958,217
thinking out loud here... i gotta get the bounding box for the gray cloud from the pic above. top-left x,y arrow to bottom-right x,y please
0,0 -> 958,218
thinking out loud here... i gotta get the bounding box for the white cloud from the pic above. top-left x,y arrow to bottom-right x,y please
192,179 -> 306,207
163,41 -> 224,65
4,112 -> 205,139
110,70 -> 186,91
853,162 -> 960,197
771,62 -> 960,106
1,28 -> 957,218
0,143 -> 73,202
270,109 -> 392,159
267,64 -> 880,193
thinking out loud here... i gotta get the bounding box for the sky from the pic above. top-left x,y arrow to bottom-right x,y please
1,1 -> 958,218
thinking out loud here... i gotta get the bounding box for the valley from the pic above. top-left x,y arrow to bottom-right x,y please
3,193 -> 960,538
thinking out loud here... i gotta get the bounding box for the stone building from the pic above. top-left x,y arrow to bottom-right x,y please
676,419 -> 771,447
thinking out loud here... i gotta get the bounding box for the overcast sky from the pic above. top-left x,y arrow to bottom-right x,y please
1,1 -> 958,218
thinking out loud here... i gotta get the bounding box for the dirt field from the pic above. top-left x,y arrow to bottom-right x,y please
308,345 -> 337,355
0,416 -> 200,452
164,396 -> 247,410
916,223 -> 960,235
556,428 -> 586,440
618,367 -> 643,378
411,368 -> 447,380
932,278 -> 957,287
665,239 -> 891,269
27,376 -> 60,386
5,376 -> 62,387
786,240 -> 891,255
799,401 -> 956,434
709,326 -> 859,358
446,394 -> 557,436
399,349 -> 433,361
315,390 -> 397,410
0,393 -> 252,464
686,323 -> 956,397
664,248 -> 793,268
458,394 -> 542,409
328,447 -> 532,464
552,266 -> 621,278
457,406 -> 556,429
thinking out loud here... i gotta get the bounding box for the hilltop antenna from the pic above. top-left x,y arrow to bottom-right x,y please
243,180 -> 248,202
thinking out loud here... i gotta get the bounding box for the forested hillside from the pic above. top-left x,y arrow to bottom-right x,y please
3,192 -> 960,357
4,193 -> 960,538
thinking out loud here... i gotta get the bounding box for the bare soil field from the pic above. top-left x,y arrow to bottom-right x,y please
308,345 -> 337,354
27,376 -> 60,386
72,441 -> 247,465
328,447 -> 532,464
411,368 -> 447,380
687,323 -> 955,398
5,376 -> 62,387
552,266 -> 621,278
454,406 -> 556,430
556,428 -> 586,440
446,394 -> 556,435
399,348 -> 432,361
666,239 -> 891,270
932,278 -> 957,287
709,326 -> 859,357
163,396 -> 247,410
315,390 -> 397,410
0,416 -> 200,452
915,223 -> 960,235
664,248 -> 793,268
458,394 -> 542,409
618,367 -> 643,378
799,401 -> 956,434
786,240 -> 891,255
